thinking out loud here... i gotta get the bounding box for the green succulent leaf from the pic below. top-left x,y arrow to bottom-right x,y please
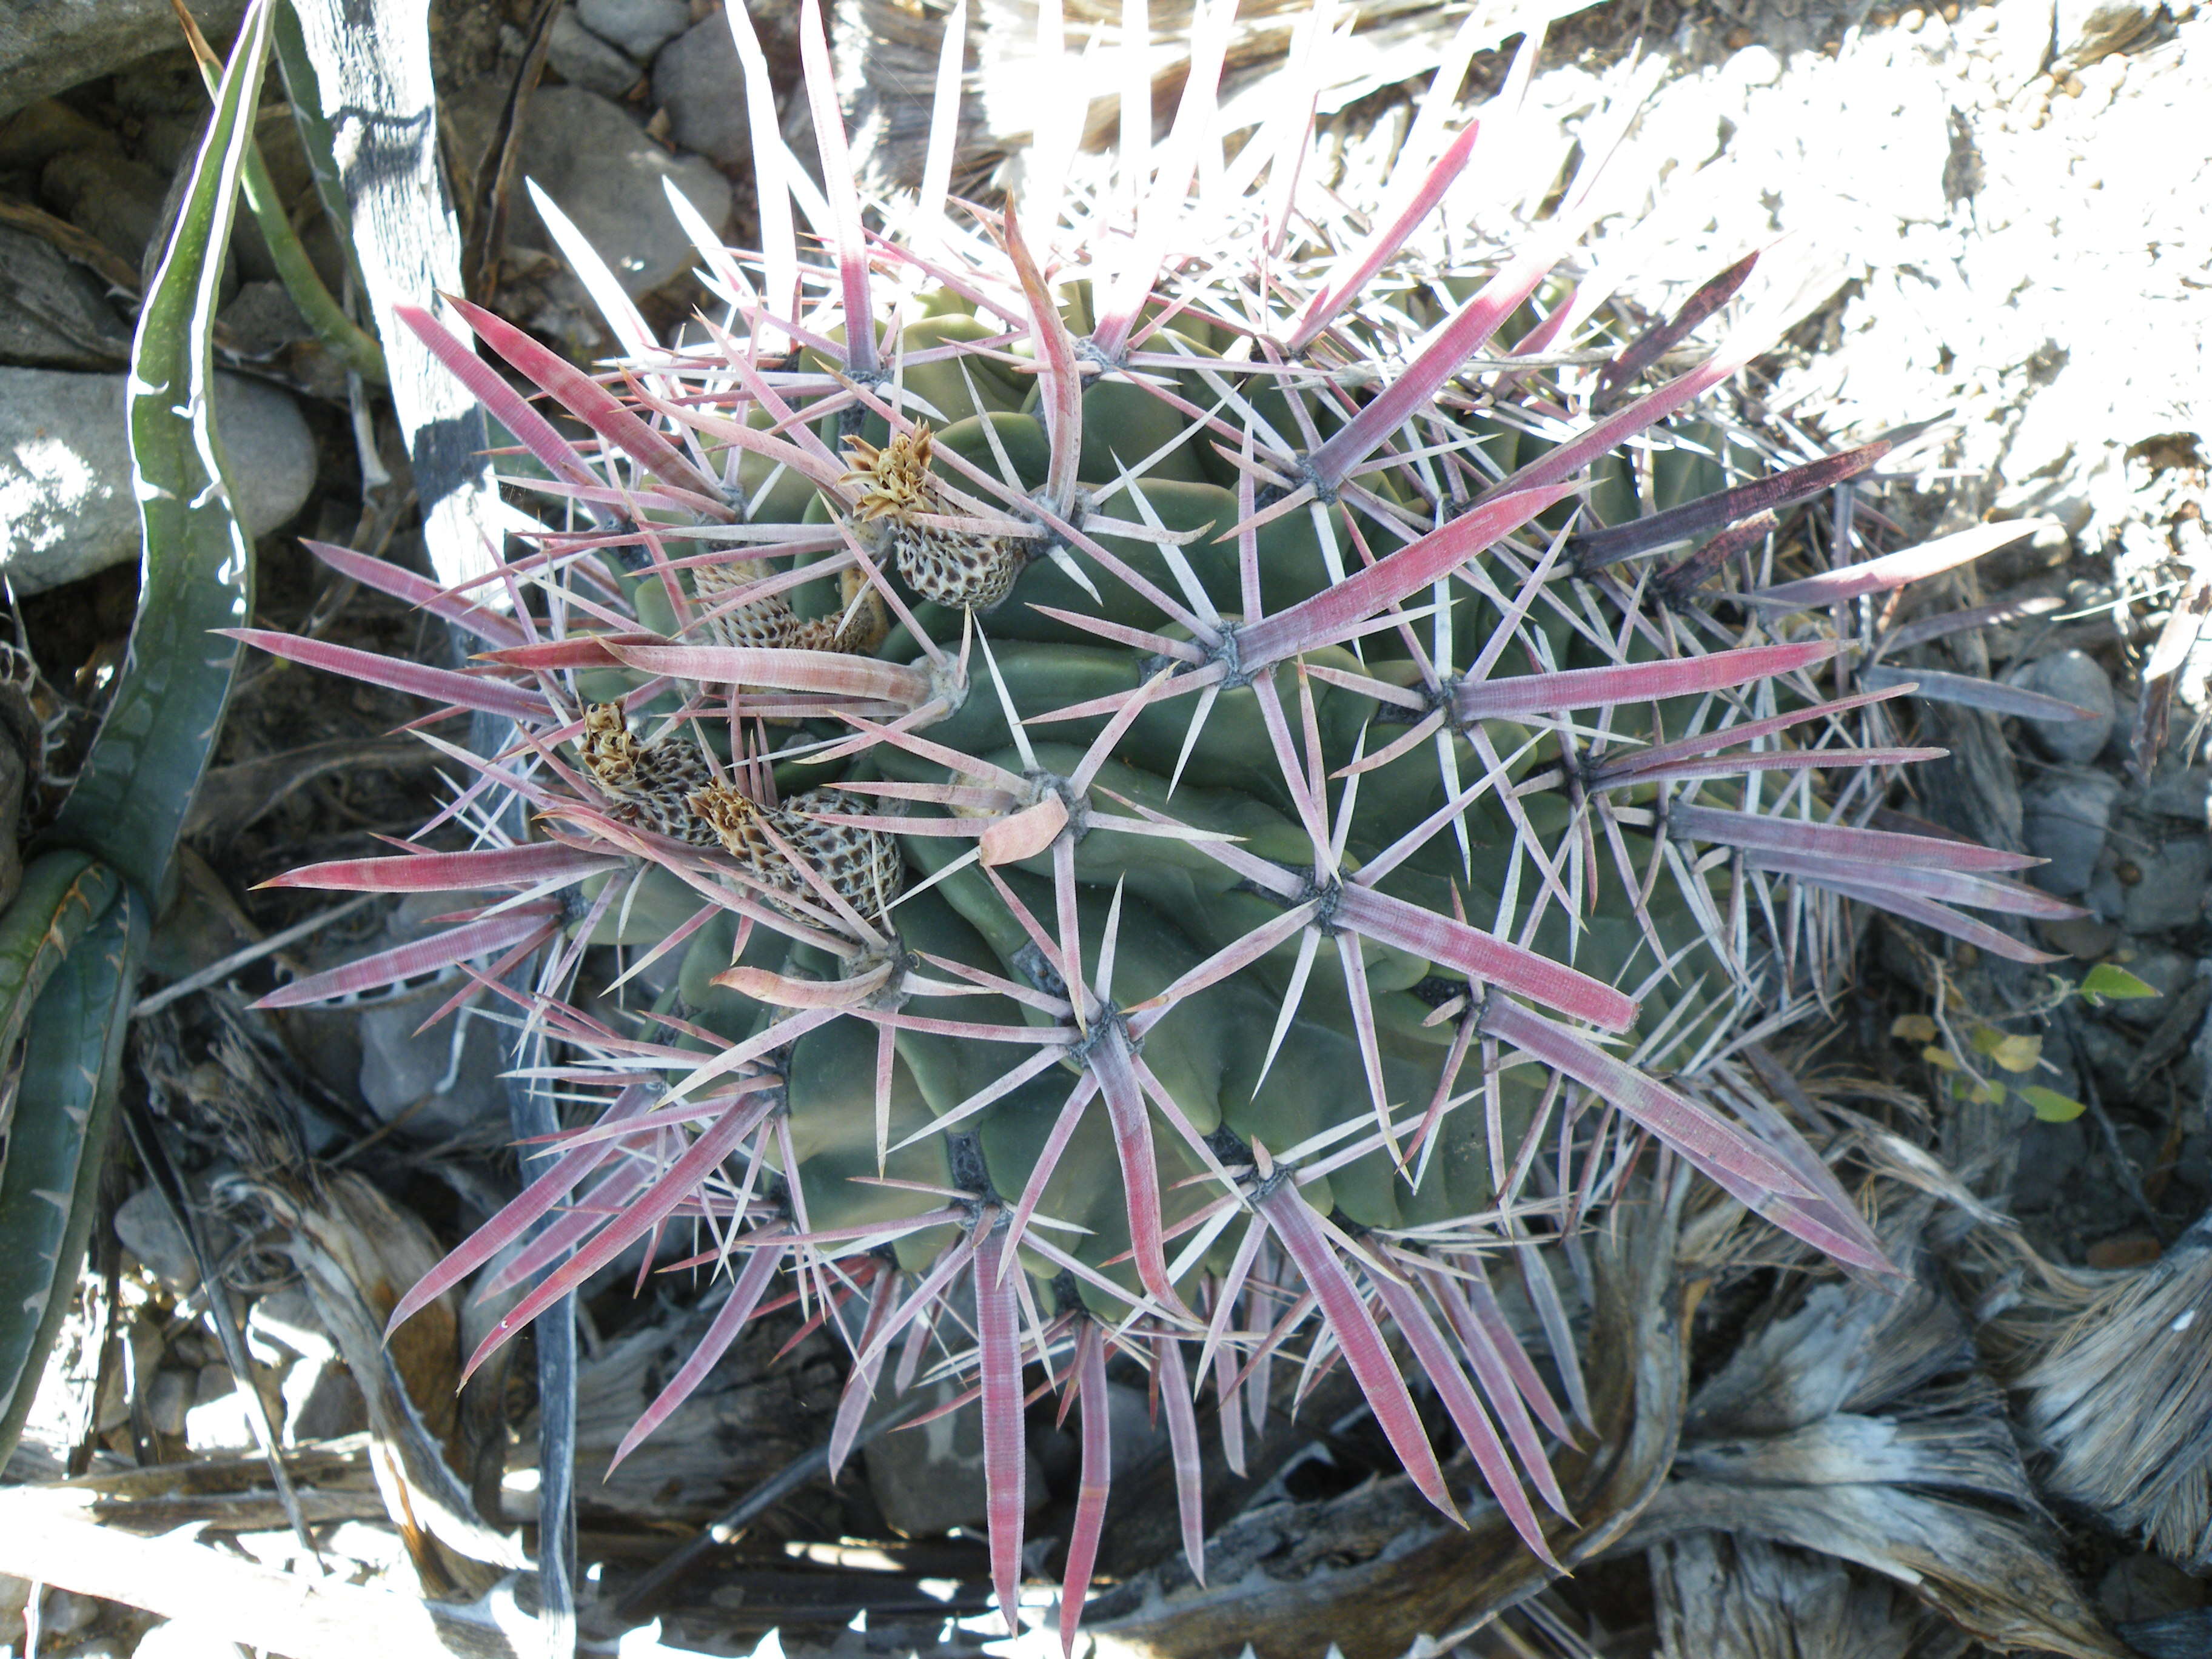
42,0 -> 272,908
2018,1085 -> 2087,1123
0,881 -> 146,1467
0,851 -> 119,1064
2079,962 -> 2159,1004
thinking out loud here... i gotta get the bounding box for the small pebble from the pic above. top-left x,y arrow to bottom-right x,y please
147,1368 -> 192,1437
2120,838 -> 2212,935
576,0 -> 692,61
548,5 -> 644,99
2016,648 -> 2116,763
2022,769 -> 2122,896
652,16 -> 751,167
2037,914 -> 2120,958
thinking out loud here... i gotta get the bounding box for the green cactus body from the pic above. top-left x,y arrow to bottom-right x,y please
255,8 -> 2070,1637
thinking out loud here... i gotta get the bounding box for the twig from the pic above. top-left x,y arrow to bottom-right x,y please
118,1098 -> 321,1562
0,1489 -> 521,1659
606,1389 -> 936,1623
133,891 -> 378,1019
2062,1005 -> 2164,1236
0,195 -> 143,295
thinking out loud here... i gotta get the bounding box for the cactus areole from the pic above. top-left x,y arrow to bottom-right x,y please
245,0 -> 2077,1638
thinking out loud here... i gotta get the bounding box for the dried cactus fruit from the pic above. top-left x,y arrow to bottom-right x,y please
843,423 -> 1027,611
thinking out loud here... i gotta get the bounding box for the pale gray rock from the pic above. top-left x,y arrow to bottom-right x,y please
864,1376 -> 1047,1537
113,1184 -> 195,1291
2139,766 -> 2210,822
40,147 -> 170,265
652,17 -> 749,169
0,226 -> 130,367
2016,648 -> 2116,763
2012,1115 -> 2087,1210
213,280 -> 314,360
514,87 -> 731,298
38,1587 -> 99,1636
145,1367 -> 192,1437
577,0 -> 691,61
549,5 -> 643,99
357,1000 -> 509,1138
0,0 -> 247,118
0,96 -> 110,172
0,367 -> 315,594
2021,769 -> 2122,896
2122,837 -> 2210,934
186,1362 -> 261,1451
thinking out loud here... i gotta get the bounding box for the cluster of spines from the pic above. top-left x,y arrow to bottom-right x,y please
227,0 -> 2096,1643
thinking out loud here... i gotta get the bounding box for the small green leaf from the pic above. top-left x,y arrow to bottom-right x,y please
2019,1085 -> 2087,1123
41,0 -> 273,908
1891,1013 -> 1937,1043
2080,963 -> 2159,1004
0,883 -> 146,1467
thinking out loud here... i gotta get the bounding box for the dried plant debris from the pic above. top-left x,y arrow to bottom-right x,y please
1650,1533 -> 1976,1659
2011,1208 -> 2212,1569
1626,1214 -> 2123,1659
1082,1174 -> 1695,1659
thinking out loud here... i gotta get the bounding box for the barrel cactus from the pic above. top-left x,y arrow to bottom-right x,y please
242,0 -> 2073,1639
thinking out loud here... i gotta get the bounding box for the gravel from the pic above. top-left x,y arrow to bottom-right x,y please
1517,0 -> 2208,592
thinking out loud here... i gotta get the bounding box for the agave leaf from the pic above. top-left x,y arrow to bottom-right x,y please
0,883 -> 145,1466
44,0 -> 273,907
0,853 -> 118,1065
173,1 -> 385,383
